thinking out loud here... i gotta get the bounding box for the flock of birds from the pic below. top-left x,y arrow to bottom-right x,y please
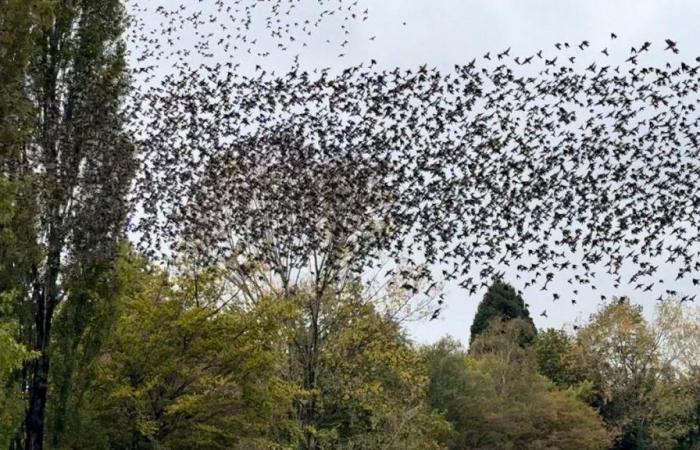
126,0 -> 367,81
126,1 -> 700,319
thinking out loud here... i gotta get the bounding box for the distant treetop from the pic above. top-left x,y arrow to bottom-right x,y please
470,280 -> 536,344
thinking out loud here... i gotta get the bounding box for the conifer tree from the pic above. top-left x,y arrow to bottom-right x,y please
469,280 -> 536,344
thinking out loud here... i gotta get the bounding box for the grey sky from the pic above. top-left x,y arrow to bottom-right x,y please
133,0 -> 700,346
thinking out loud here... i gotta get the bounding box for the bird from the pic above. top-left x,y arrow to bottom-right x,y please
665,38 -> 679,53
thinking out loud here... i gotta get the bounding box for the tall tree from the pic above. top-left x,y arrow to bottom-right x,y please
0,1 -> 136,448
575,297 -> 700,449
469,280 -> 535,344
576,298 -> 664,449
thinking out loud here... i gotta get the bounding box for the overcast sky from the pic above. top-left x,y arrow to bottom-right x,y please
133,0 -> 700,346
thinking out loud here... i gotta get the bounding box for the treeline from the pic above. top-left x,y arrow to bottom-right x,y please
427,281 -> 700,450
2,250 -> 698,449
3,2 -> 700,449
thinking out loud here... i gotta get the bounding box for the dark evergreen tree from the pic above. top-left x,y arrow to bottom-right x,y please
469,280 -> 536,344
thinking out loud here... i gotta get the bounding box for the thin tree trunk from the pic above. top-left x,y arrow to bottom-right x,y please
25,249 -> 60,450
300,295 -> 321,450
26,352 -> 50,450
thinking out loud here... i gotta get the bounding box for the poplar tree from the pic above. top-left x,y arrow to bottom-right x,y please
1,2 -> 135,448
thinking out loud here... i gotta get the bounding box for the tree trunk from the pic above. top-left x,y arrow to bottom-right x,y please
25,258 -> 59,450
25,353 -> 50,450
299,295 -> 321,450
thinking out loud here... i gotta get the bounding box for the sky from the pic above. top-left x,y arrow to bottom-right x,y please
131,0 -> 700,346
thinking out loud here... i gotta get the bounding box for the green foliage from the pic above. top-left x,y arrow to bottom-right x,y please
574,297 -> 700,449
279,287 -> 449,449
0,0 -> 50,162
0,290 -> 34,448
0,10 -> 45,440
533,328 -> 588,391
51,260 -> 450,450
576,298 -> 662,449
54,253 -> 298,450
312,298 -> 449,449
48,243 -> 138,448
0,175 -> 39,447
470,280 -> 536,345
421,337 -> 490,448
668,367 -> 700,449
2,0 -> 136,447
424,320 -> 610,450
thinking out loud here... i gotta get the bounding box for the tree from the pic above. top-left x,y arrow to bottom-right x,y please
469,280 -> 535,344
287,288 -> 449,449
0,290 -> 33,449
549,296 -> 700,449
0,302 -> 31,449
0,0 -> 41,167
46,243 -> 138,449
54,251 -> 297,450
1,4 -> 45,442
0,1 -> 137,447
652,299 -> 700,449
572,297 -> 700,449
421,337 -> 491,449
0,178 -> 39,448
49,253 -> 449,450
652,297 -> 700,374
575,298 -> 660,448
668,366 -> 700,449
1,7 -> 44,447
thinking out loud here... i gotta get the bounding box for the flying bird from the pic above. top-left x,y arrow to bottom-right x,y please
665,38 -> 679,53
